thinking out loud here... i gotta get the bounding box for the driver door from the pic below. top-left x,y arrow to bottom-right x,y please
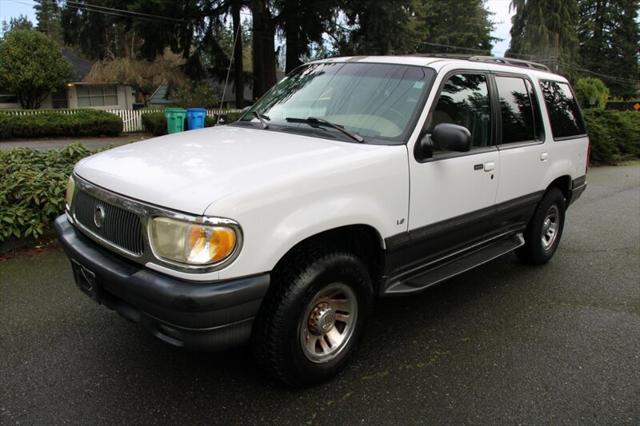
406,71 -> 499,266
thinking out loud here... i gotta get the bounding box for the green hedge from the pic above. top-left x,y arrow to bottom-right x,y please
0,110 -> 122,139
584,110 -> 640,164
0,144 -> 92,242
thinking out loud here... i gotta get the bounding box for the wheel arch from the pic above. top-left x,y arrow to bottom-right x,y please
271,224 -> 386,294
545,175 -> 572,203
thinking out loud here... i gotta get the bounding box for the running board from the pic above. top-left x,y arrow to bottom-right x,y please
384,233 -> 525,295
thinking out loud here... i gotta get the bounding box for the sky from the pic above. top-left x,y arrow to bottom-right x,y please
0,0 -> 515,56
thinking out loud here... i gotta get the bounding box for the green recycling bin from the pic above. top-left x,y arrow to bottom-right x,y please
164,108 -> 187,134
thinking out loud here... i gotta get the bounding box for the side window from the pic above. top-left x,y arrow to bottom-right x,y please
539,80 -> 586,139
429,73 -> 491,148
495,76 -> 544,144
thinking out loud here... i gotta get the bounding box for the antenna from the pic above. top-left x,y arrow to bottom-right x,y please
217,22 -> 242,124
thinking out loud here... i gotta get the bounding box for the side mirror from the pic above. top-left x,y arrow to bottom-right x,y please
431,123 -> 472,152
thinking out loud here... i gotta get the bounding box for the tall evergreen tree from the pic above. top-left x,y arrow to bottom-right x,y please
415,0 -> 495,55
1,15 -> 34,34
276,0 -> 337,73
338,0 -> 419,55
578,0 -> 639,97
507,0 -> 579,75
34,0 -> 62,42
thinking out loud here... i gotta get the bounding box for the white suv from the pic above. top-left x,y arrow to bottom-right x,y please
56,55 -> 589,386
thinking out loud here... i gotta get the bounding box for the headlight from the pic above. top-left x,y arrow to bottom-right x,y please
65,175 -> 75,210
148,217 -> 237,266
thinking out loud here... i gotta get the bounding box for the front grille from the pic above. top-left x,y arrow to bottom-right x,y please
74,190 -> 145,256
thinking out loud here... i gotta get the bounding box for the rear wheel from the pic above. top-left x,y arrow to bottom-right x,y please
516,188 -> 566,265
252,249 -> 373,387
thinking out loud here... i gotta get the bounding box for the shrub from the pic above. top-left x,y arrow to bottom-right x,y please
575,77 -> 609,110
0,110 -> 122,139
219,111 -> 243,123
0,29 -> 72,109
584,110 -> 640,164
0,144 -> 91,242
173,83 -> 220,108
141,112 -> 167,136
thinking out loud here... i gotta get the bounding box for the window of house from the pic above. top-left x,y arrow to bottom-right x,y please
51,88 -> 69,109
539,80 -> 586,139
495,76 -> 543,144
0,88 -> 18,104
76,85 -> 118,107
429,73 -> 492,148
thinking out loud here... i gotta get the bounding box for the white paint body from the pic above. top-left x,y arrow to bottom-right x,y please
73,56 -> 589,281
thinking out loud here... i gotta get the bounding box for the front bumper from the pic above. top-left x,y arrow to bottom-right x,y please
54,215 -> 270,351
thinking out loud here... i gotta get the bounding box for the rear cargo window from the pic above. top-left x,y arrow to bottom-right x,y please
539,80 -> 586,139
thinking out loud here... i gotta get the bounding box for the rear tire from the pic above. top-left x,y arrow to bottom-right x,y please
252,248 -> 373,387
516,188 -> 566,265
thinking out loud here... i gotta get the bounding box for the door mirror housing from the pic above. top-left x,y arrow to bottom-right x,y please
431,123 -> 472,152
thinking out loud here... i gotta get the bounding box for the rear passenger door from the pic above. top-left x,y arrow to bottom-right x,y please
492,73 -> 548,232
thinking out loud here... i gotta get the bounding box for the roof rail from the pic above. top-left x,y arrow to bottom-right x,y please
411,54 -> 551,72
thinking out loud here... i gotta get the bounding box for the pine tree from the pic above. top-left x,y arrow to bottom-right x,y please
34,0 -> 62,42
338,0 -> 420,55
507,0 -> 579,76
578,0 -> 639,98
415,0 -> 495,55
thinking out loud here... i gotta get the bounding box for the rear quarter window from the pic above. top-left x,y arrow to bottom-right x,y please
539,80 -> 586,139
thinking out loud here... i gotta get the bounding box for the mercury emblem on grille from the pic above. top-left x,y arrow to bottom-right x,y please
93,204 -> 106,228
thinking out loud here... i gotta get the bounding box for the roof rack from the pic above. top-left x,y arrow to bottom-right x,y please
411,54 -> 551,72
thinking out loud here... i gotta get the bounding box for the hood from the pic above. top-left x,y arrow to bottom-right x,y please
74,125 -> 386,214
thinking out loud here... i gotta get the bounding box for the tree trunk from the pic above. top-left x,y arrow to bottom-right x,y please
231,0 -> 244,108
251,0 -> 277,99
285,18 -> 301,73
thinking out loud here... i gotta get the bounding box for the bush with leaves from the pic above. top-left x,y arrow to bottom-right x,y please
584,110 -> 640,164
0,109 -> 122,139
575,77 -> 609,110
0,29 -> 72,109
0,144 -> 91,242
173,83 -> 221,108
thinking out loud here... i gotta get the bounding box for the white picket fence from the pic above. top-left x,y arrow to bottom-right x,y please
0,108 -> 242,133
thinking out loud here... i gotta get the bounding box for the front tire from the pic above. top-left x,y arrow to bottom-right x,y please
516,188 -> 566,265
252,249 -> 373,387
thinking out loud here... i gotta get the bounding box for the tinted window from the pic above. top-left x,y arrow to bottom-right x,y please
430,74 -> 491,148
496,76 -> 543,144
540,80 -> 586,139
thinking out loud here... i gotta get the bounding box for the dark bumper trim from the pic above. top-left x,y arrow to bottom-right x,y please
54,215 -> 270,350
568,175 -> 587,206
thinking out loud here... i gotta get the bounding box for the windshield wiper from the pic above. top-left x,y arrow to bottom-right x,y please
252,111 -> 270,129
285,116 -> 365,143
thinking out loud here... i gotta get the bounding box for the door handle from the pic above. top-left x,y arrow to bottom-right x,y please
483,162 -> 495,172
540,152 -> 549,162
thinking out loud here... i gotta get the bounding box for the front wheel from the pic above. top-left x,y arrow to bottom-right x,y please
516,188 -> 566,265
252,250 -> 373,387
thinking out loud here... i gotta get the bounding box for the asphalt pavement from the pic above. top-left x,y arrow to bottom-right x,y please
1,164 -> 639,425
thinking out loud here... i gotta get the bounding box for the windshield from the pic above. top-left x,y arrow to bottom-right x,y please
238,62 -> 435,143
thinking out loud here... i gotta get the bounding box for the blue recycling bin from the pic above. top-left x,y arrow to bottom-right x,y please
186,108 -> 207,130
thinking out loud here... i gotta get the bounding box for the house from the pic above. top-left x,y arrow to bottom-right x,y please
0,48 -> 135,110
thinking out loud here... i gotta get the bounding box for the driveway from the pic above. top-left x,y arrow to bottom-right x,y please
1,164 -> 639,424
0,134 -> 149,151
